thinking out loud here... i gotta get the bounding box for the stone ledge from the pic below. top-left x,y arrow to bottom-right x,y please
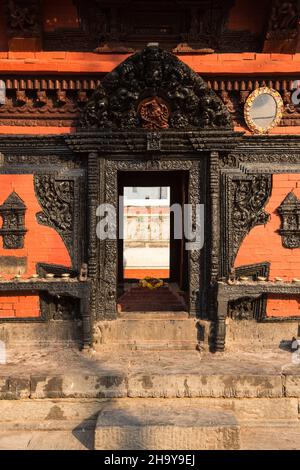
30,375 -> 127,399
0,397 -> 298,422
127,373 -> 283,398
0,373 -> 289,399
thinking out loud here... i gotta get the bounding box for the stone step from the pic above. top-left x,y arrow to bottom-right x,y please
94,317 -> 199,350
0,398 -> 299,449
101,339 -> 197,351
119,306 -> 185,312
118,311 -> 189,319
118,285 -> 187,313
120,294 -> 185,300
241,422 -> 300,450
95,400 -> 240,450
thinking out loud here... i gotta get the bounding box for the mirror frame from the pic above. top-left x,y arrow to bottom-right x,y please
244,87 -> 284,134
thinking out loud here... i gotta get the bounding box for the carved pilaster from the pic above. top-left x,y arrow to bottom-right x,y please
87,152 -> 99,325
209,151 -> 220,320
210,152 -> 220,282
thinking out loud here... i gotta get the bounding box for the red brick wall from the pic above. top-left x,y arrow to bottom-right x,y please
0,175 -> 71,318
235,174 -> 300,317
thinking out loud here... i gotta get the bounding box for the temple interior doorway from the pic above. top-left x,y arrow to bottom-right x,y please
117,171 -> 189,313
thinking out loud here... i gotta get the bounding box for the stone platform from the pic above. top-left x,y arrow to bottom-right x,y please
0,346 -> 299,449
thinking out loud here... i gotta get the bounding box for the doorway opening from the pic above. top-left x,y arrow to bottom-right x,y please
117,171 -> 189,313
123,185 -> 170,280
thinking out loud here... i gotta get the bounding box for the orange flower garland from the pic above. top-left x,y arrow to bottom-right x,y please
138,276 -> 164,290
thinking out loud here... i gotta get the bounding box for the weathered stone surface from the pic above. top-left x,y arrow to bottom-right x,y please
94,318 -> 199,351
241,422 -> 300,450
223,397 -> 299,421
0,377 -> 30,399
226,319 -> 299,351
95,400 -> 240,450
30,376 -> 64,399
127,373 -> 283,398
0,430 -> 93,450
0,397 -> 297,424
0,323 -> 81,348
0,347 -> 299,399
284,375 -> 300,397
30,374 -> 127,399
0,399 -> 105,424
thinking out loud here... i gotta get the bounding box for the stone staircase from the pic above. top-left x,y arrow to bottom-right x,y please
95,401 -> 240,450
117,285 -> 187,312
93,312 -> 200,351
0,320 -> 300,450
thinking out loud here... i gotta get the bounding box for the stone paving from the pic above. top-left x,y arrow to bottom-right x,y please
1,345 -> 300,377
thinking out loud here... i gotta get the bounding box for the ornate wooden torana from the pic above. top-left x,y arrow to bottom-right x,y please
0,45 -> 300,351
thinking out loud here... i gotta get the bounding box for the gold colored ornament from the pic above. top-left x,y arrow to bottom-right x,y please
244,87 -> 284,135
139,276 -> 164,290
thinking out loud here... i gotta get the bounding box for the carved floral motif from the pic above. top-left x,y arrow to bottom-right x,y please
34,175 -> 74,257
232,176 -> 272,259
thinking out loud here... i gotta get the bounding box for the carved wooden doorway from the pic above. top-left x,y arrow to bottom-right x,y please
79,45 -> 234,320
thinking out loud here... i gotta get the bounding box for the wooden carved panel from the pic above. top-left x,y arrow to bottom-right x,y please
0,191 -> 27,249
277,191 -> 300,248
34,172 -> 85,270
81,45 -> 232,130
221,173 -> 272,277
5,0 -> 41,38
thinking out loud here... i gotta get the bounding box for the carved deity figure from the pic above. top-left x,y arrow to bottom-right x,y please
138,97 -> 170,130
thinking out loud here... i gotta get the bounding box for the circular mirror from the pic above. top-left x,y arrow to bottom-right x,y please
244,87 -> 284,134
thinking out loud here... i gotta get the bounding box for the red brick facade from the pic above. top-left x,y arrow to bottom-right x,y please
0,0 -> 299,320
0,175 -> 70,318
235,174 -> 300,317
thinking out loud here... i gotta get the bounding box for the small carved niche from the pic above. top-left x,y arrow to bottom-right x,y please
277,191 -> 300,249
0,191 -> 27,249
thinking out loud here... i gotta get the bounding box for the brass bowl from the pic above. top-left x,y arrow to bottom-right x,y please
46,273 -> 55,279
